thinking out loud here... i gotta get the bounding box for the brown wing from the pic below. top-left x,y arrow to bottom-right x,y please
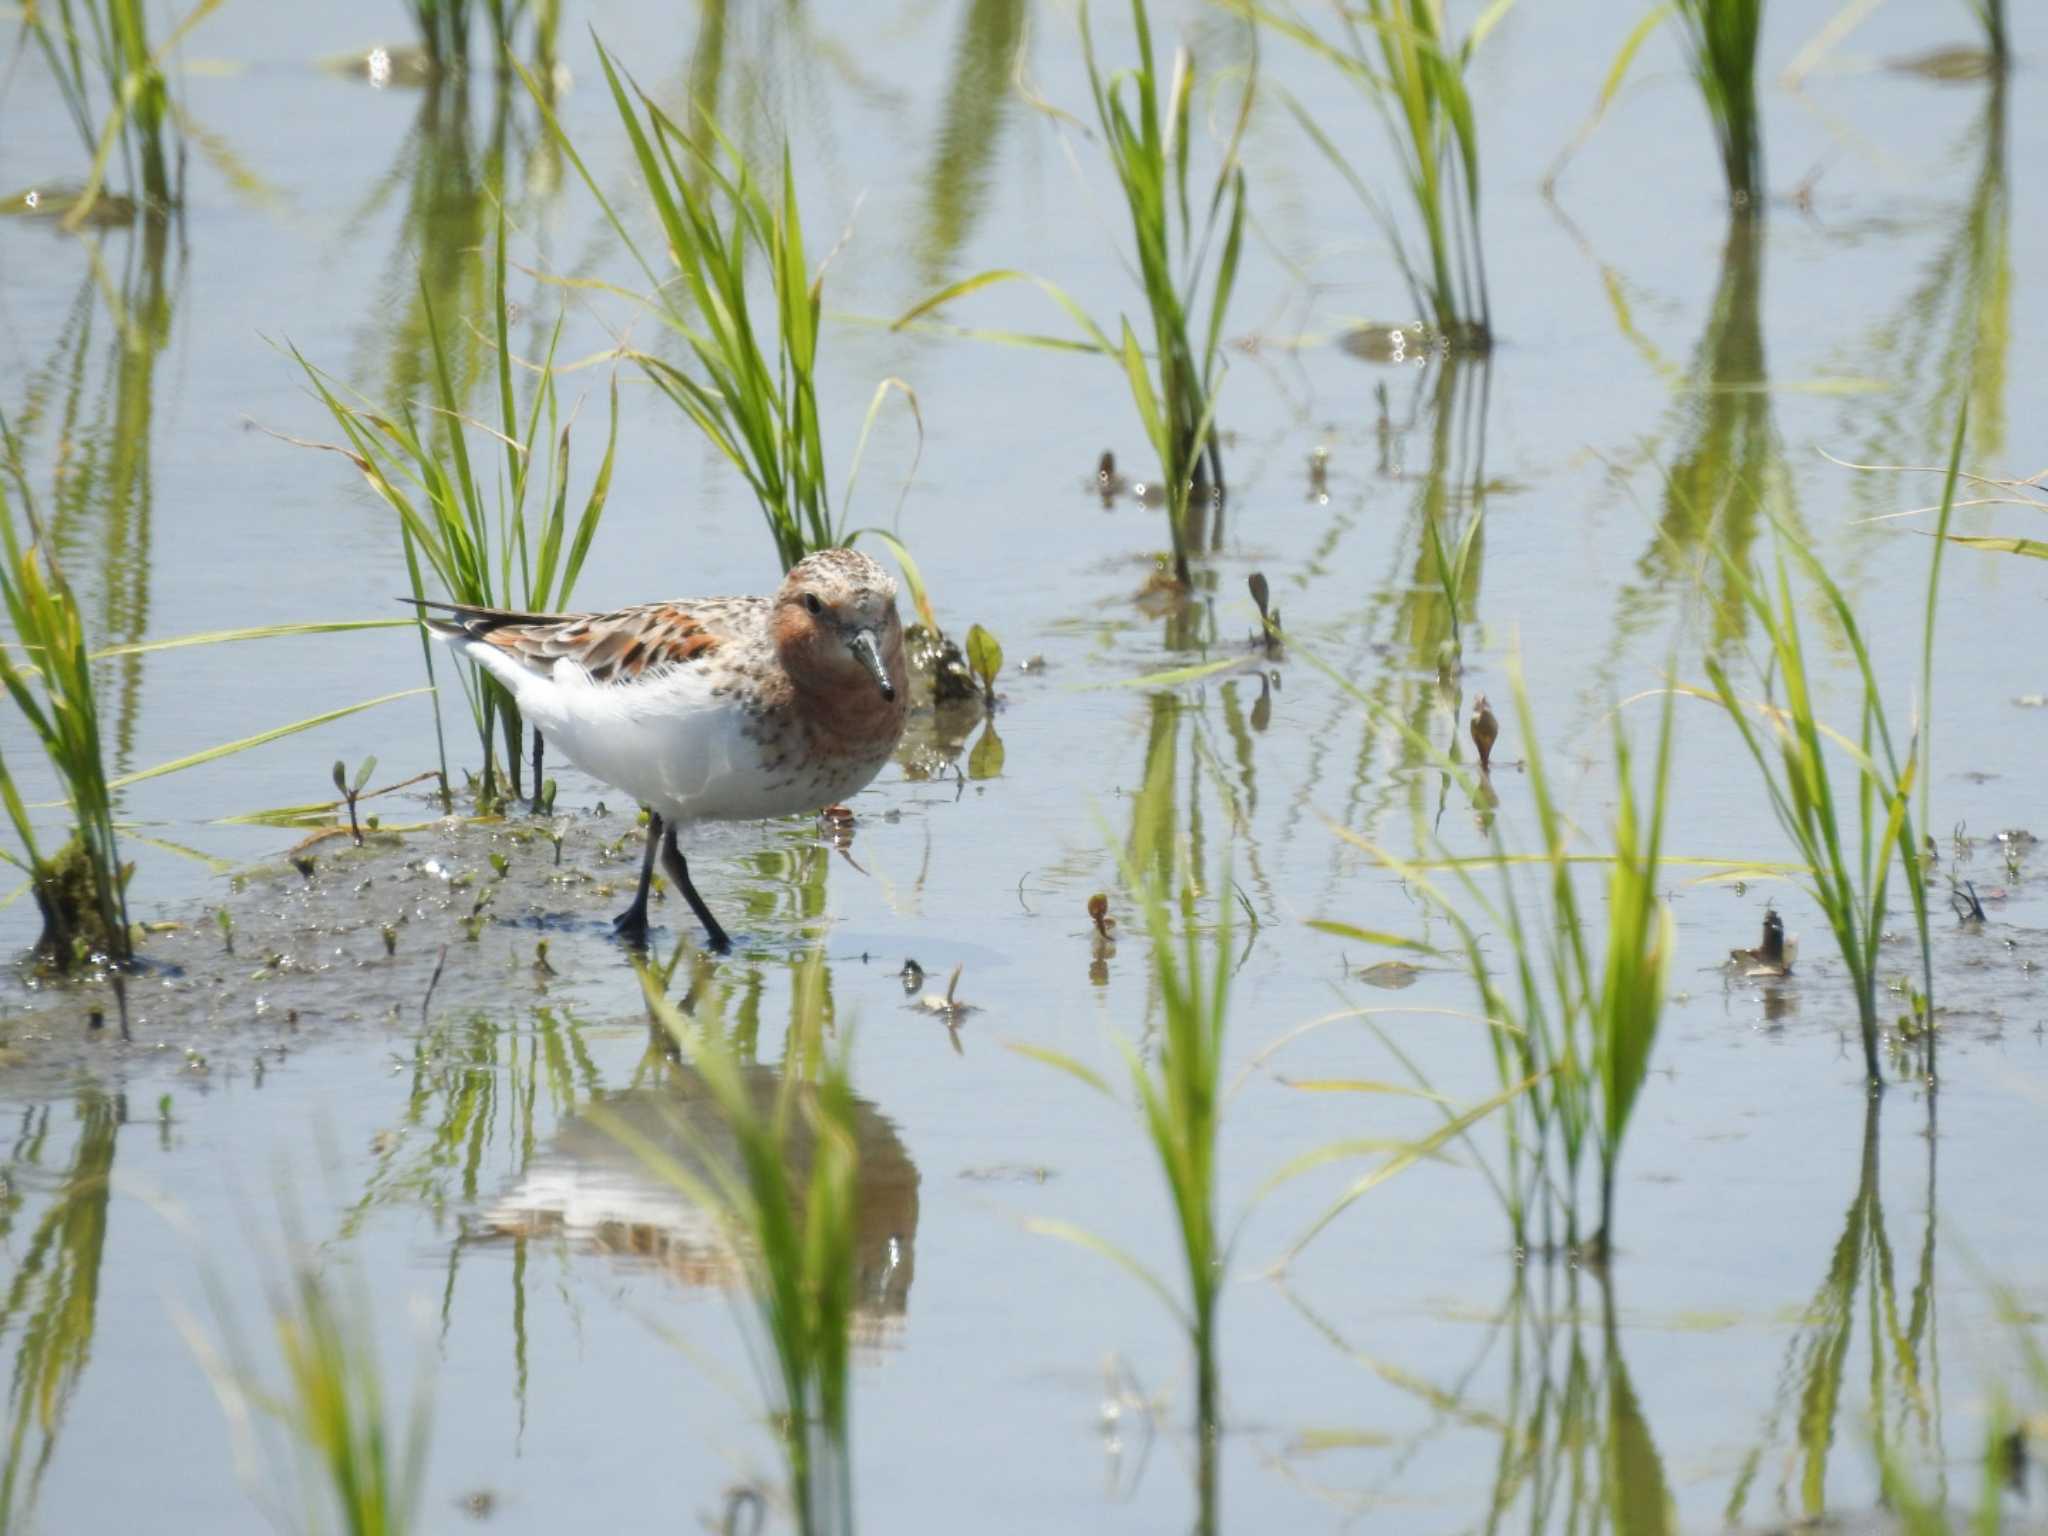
412,597 -> 754,685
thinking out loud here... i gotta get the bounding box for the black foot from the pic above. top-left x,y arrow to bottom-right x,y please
611,810 -> 664,947
661,826 -> 732,954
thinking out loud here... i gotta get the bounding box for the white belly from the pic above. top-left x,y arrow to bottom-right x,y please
497,656 -> 884,822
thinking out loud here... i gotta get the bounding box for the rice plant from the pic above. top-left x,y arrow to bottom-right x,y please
1081,0 -> 1248,587
522,41 -> 920,576
896,0 -> 1249,589
1014,847 -> 1233,1535
1253,0 -> 1497,352
19,0 -> 222,228
294,208 -> 618,809
1326,659 -> 1676,1258
1675,0 -> 1766,207
1553,0 -> 1764,209
0,433 -> 133,1020
1695,410 -> 1961,1090
190,1235 -> 433,1536
628,952 -> 860,1536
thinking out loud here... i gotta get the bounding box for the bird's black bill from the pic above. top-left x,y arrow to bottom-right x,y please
848,628 -> 895,701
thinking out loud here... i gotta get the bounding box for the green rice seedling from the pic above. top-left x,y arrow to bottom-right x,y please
1675,0 -> 1766,207
0,438 -> 132,1017
190,1228 -> 433,1536
1080,0 -> 1249,586
1327,661 -> 1674,1258
1120,861 -> 1231,1533
1250,0 -> 1498,351
295,208 -> 618,807
1695,411 -> 1961,1090
19,0 -> 223,228
1551,0 -> 1764,209
627,953 -> 860,1536
895,0 -> 1249,589
521,43 -> 920,577
1016,853 -> 1232,1534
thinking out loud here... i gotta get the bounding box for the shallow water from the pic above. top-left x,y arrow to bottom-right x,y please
3,2 -> 2047,1532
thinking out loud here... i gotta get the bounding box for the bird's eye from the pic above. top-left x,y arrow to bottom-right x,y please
803,593 -> 823,616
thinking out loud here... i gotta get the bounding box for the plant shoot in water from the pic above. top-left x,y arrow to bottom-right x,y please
1248,572 -> 1282,655
964,624 -> 1003,708
1258,0 -> 1499,350
333,756 -> 376,846
896,0 -> 1251,588
1469,694 -> 1498,773
0,445 -> 133,1030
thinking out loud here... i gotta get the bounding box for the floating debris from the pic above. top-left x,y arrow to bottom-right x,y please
317,43 -> 439,88
1341,321 -> 1437,364
1090,449 -> 1127,506
1087,894 -> 1116,943
899,957 -> 925,995
958,1164 -> 1056,1184
1951,880 -> 1988,925
913,962 -> 974,1021
1357,960 -> 1422,990
1731,908 -> 1797,978
1886,46 -> 1999,82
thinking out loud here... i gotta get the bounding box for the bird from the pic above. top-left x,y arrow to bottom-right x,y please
410,548 -> 909,952
1470,693 -> 1498,773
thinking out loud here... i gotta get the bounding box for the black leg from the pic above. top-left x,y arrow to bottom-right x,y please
612,811 -> 664,944
529,731 -> 546,815
661,824 -> 731,953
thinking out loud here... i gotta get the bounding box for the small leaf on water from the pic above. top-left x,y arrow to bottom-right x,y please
1249,571 -> 1270,620
965,623 -> 1003,693
353,755 -> 378,793
332,760 -> 348,796
968,721 -> 1005,780
489,852 -> 510,879
1356,960 -> 1422,989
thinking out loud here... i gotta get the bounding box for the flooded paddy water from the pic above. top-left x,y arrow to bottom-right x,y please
2,1 -> 2046,1530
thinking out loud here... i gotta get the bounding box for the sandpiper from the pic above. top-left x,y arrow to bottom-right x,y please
413,548 -> 909,951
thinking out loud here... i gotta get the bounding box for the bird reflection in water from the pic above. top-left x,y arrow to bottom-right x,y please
482,1064 -> 921,1337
